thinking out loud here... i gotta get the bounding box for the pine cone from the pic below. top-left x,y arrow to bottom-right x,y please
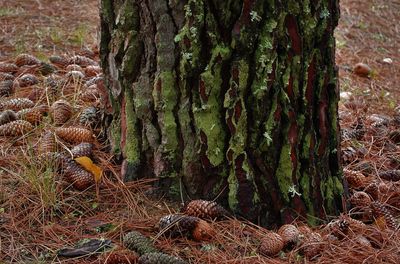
159,214 -> 215,241
102,249 -> 138,264
0,72 -> 15,81
301,232 -> 323,260
370,202 -> 398,230
277,224 -> 300,246
79,85 -> 101,102
0,120 -> 33,136
0,110 -> 17,125
71,142 -> 93,158
0,98 -> 34,112
341,215 -> 366,231
68,55 -> 98,67
327,214 -> 367,238
16,73 -> 39,87
259,232 -> 284,256
0,80 -> 14,97
182,200 -> 228,220
27,87 -> 46,103
123,231 -> 158,255
17,108 -> 43,125
138,253 -> 187,264
66,70 -> 85,80
49,55 -> 69,68
84,76 -> 103,87
79,106 -> 101,128
341,146 -> 359,164
364,181 -> 380,200
349,191 -> 371,207
15,54 -> 40,67
341,128 -> 365,141
62,158 -> 94,190
51,99 -> 73,125
65,64 -> 83,72
378,170 -> 400,182
84,65 -> 101,77
37,131 -> 57,155
55,127 -> 94,144
0,62 -> 18,73
352,161 -> 373,174
297,225 -> 312,236
37,62 -> 56,76
343,169 -> 369,189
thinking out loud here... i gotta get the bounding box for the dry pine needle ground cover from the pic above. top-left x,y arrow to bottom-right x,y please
0,0 -> 399,263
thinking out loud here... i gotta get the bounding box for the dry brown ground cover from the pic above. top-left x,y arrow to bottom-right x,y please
0,0 -> 399,263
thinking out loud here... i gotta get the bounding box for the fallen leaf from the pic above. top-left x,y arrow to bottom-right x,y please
74,156 -> 103,182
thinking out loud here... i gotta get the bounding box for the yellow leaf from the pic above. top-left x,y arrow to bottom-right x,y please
74,156 -> 103,182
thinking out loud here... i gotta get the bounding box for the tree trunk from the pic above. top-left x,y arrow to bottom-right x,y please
99,0 -> 343,225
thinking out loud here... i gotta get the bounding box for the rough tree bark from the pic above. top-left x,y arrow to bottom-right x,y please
99,0 -> 343,226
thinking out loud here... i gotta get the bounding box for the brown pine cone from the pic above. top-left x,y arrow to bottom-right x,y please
378,170 -> 400,182
49,55 -> 69,68
259,232 -> 284,256
0,72 -> 15,81
65,70 -> 85,80
0,98 -> 34,112
17,108 -> 43,125
297,225 -> 312,237
158,214 -> 215,241
51,99 -> 73,125
342,146 -> 359,164
71,142 -> 93,158
65,64 -> 83,72
342,215 -> 367,232
349,191 -> 371,207
62,157 -> 94,190
182,200 -> 228,220
37,131 -> 57,155
278,224 -> 300,246
364,181 -> 380,200
0,62 -> 18,73
15,53 -> 40,67
0,80 -> 14,97
37,62 -> 56,76
84,65 -> 101,77
55,127 -> 94,144
84,76 -> 103,88
102,249 -> 138,264
138,252 -> 187,264
17,73 -> 39,87
79,85 -> 101,102
344,169 -> 370,189
68,55 -> 98,67
301,232 -> 324,260
0,110 -> 17,125
0,120 -> 33,136
370,202 -> 398,230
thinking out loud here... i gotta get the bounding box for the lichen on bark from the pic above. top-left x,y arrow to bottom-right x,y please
100,0 -> 344,225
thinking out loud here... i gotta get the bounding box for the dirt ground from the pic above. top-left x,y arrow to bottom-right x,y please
0,0 -> 99,60
0,0 -> 399,263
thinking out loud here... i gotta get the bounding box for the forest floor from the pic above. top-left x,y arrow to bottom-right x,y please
0,0 -> 399,263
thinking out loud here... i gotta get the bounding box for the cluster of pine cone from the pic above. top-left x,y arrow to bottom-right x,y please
339,101 -> 400,230
0,52 -> 106,191
101,200 -> 228,264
